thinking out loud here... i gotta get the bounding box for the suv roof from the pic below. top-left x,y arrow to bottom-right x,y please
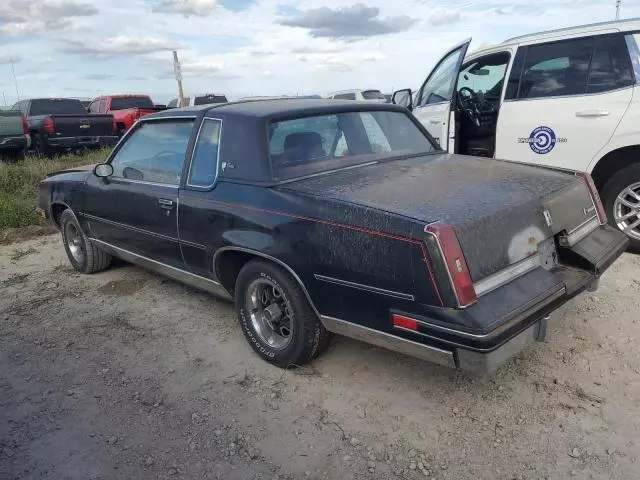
502,17 -> 640,45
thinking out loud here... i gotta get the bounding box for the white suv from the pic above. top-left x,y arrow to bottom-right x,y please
393,19 -> 640,248
329,89 -> 388,102
167,93 -> 228,108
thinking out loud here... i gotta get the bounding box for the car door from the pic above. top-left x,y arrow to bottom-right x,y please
412,39 -> 471,150
495,33 -> 634,170
81,118 -> 195,268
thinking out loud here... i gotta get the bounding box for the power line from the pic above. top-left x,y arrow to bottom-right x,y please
10,57 -> 19,101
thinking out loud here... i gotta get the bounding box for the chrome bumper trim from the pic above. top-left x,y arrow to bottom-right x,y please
474,254 -> 541,297
320,315 -> 456,368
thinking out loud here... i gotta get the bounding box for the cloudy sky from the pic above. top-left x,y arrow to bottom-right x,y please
1,0 -> 638,105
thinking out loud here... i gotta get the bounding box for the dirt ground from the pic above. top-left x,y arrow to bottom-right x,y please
1,234 -> 639,480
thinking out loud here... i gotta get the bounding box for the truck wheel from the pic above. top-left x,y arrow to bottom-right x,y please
32,134 -> 52,158
601,163 -> 640,250
60,209 -> 112,274
235,259 -> 330,368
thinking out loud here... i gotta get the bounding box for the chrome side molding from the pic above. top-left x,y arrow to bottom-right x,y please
314,274 -> 415,301
320,315 -> 456,368
89,238 -> 233,301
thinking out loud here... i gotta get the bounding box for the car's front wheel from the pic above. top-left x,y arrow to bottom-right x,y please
235,259 -> 330,368
601,164 -> 640,251
60,209 -> 112,273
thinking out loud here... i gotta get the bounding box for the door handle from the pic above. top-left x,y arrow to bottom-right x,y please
575,109 -> 610,117
429,118 -> 442,124
157,198 -> 174,209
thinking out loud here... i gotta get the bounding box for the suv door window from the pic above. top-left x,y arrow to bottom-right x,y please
587,35 -> 635,93
519,37 -> 595,99
418,44 -> 467,106
187,118 -> 222,187
625,34 -> 640,82
110,120 -> 194,185
457,52 -> 510,97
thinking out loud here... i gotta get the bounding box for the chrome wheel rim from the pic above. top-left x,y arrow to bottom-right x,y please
614,181 -> 640,240
246,278 -> 293,350
64,222 -> 85,264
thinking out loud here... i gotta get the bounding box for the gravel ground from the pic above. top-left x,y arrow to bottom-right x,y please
1,234 -> 639,480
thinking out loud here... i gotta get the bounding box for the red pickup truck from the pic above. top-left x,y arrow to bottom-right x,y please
88,95 -> 162,136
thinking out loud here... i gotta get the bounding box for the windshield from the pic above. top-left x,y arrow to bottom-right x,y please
110,97 -> 154,110
194,95 -> 228,105
362,90 -> 386,100
30,99 -> 86,115
269,110 -> 436,181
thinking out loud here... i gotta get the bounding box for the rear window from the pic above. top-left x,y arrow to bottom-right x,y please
193,95 -> 228,105
362,90 -> 386,100
110,97 -> 154,110
29,99 -> 86,116
269,110 -> 436,181
333,93 -> 356,100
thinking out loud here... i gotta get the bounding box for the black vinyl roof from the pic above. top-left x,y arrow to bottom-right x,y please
145,98 -> 404,120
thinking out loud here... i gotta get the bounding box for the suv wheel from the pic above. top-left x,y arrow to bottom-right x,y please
601,164 -> 640,250
235,259 -> 330,368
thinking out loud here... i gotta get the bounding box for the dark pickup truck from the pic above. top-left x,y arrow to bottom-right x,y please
12,98 -> 118,156
37,100 -> 628,375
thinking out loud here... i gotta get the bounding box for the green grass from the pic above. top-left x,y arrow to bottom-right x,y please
0,149 -> 111,229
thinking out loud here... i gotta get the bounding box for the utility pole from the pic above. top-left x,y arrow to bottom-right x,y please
2,92 -> 6,107
615,0 -> 621,20
173,50 -> 185,107
10,57 -> 19,101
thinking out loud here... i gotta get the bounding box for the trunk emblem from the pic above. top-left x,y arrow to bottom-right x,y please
543,209 -> 553,227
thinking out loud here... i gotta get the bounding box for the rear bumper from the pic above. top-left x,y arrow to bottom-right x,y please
322,225 -> 628,375
46,135 -> 118,149
0,134 -> 30,151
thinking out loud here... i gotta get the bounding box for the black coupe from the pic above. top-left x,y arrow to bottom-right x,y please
37,99 -> 628,374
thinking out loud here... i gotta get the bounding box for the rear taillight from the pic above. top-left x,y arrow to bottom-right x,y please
425,222 -> 477,307
21,115 -> 29,134
576,171 -> 606,225
43,116 -> 55,134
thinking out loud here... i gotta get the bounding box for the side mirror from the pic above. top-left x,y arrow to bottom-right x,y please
392,89 -> 413,110
94,163 -> 113,178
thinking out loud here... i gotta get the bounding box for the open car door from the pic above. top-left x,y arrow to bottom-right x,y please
412,39 -> 471,151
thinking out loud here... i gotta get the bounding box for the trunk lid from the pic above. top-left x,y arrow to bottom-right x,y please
0,110 -> 24,137
51,114 -> 114,137
281,154 -> 596,282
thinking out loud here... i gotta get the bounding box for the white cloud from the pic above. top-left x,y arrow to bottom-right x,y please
428,11 -> 462,26
0,0 -> 98,35
151,0 -> 218,17
61,35 -> 180,58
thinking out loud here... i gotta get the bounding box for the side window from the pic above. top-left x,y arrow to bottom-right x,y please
187,119 -> 222,187
360,113 -> 391,153
457,52 -> 510,97
587,35 -> 634,93
505,47 -> 527,100
98,99 -> 107,113
519,37 -> 595,99
333,93 -> 356,100
625,34 -> 640,82
110,120 -> 194,185
418,44 -> 467,106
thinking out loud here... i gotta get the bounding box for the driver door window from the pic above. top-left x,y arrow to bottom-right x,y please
111,120 -> 194,185
457,53 -> 510,98
418,45 -> 466,106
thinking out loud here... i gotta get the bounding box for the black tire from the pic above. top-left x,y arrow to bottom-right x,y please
601,163 -> 640,251
60,209 -> 112,273
235,260 -> 330,368
32,133 -> 52,158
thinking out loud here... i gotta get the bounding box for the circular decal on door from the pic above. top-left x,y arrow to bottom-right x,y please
529,126 -> 556,154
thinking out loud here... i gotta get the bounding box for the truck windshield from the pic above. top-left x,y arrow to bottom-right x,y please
110,97 -> 154,110
30,99 -> 86,115
269,110 -> 436,181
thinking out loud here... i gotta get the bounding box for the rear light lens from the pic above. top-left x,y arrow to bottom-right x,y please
43,116 -> 55,134
392,314 -> 419,331
576,171 -> 606,225
21,115 -> 29,134
425,222 -> 477,307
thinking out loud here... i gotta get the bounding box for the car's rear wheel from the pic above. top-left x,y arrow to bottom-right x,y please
235,259 -> 330,368
601,164 -> 640,251
60,209 -> 112,273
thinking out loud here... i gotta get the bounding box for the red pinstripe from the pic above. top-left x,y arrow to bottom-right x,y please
205,198 -> 445,306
